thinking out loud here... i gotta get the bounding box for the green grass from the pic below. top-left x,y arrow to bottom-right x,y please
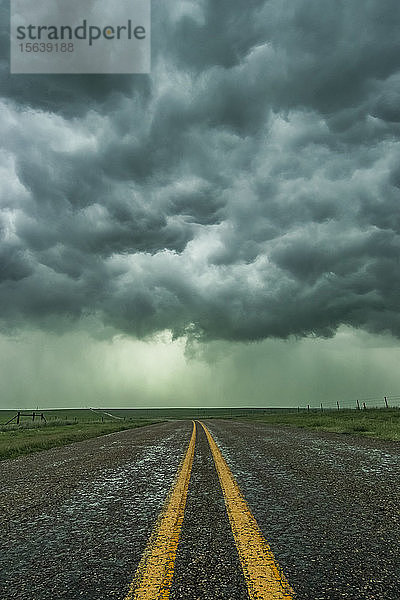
242,409 -> 400,441
0,420 -> 158,461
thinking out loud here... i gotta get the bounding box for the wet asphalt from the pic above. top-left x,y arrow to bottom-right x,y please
203,420 -> 400,600
170,424 -> 249,600
1,419 -> 399,599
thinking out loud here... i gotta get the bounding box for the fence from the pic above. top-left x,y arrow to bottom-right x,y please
297,395 -> 400,413
4,411 -> 47,425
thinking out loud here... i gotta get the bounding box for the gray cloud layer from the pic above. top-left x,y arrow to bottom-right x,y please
1,0 -> 400,341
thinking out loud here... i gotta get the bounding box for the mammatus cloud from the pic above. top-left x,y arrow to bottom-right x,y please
1,0 -> 400,343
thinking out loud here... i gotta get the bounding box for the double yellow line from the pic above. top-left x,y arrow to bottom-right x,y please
124,421 -> 196,600
125,421 -> 294,600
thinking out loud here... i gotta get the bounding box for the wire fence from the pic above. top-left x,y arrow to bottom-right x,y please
296,395 -> 400,412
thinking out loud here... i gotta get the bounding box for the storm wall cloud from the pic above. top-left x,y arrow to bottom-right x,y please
1,0 -> 400,344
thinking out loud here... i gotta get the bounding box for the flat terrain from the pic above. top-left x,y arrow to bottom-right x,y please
1,408 -> 398,464
0,420 -> 158,460
1,420 -> 399,599
244,408 -> 400,440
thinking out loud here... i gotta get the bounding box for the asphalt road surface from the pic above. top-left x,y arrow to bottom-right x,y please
1,419 -> 399,599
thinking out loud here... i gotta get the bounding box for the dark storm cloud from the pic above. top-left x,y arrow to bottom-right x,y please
1,0 -> 400,341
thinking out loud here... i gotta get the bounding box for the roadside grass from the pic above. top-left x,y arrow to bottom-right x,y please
0,420 -> 158,461
1,407 -> 398,460
242,409 -> 400,441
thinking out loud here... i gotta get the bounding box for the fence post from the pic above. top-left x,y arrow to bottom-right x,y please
337,401 -> 340,411
320,403 -> 323,412
307,404 -> 310,412
17,411 -> 20,425
356,399 -> 360,410
32,411 -> 35,422
363,402 -> 366,410
384,396 -> 389,409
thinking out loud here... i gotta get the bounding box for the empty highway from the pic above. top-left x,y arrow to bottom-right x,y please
1,420 -> 399,599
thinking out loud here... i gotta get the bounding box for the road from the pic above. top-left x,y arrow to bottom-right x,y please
0,420 -> 399,599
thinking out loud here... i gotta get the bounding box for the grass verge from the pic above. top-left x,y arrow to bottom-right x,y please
0,420 -> 158,461
241,409 -> 400,441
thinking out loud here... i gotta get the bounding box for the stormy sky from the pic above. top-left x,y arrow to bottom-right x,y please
1,1 -> 400,408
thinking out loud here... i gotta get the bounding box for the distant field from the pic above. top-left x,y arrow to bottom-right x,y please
1,405 -> 399,426
243,409 -> 400,441
0,420 -> 158,461
0,407 -> 287,426
1,407 -> 398,461
0,408 -> 216,425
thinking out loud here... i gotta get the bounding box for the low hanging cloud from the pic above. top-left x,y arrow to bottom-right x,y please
1,0 -> 400,342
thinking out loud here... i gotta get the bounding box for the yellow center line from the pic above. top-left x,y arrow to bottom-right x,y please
124,421 -> 196,600
199,421 -> 295,600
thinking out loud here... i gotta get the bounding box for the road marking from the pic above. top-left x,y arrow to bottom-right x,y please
200,421 -> 295,600
124,421 -> 196,600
